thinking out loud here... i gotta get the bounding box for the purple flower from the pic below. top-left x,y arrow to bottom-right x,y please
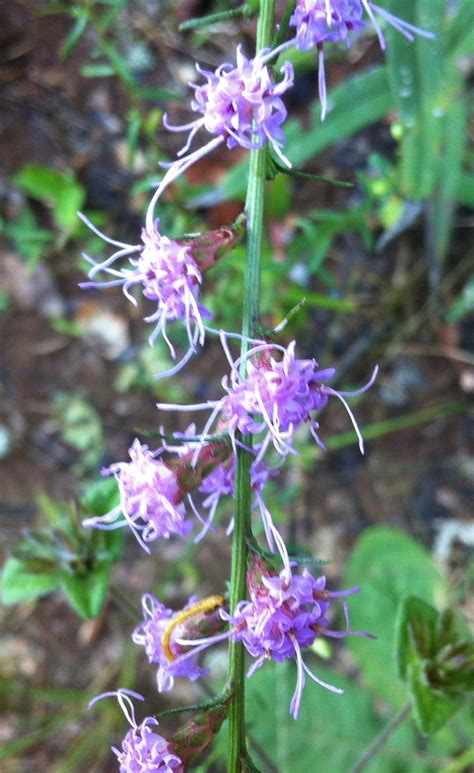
158,340 -> 377,462
139,50 -> 294,265
196,448 -> 292,577
132,594 -> 208,691
89,689 -> 183,772
79,215 -> 212,374
160,423 -> 290,574
225,564 -> 372,718
163,46 -> 294,168
82,439 -> 192,553
286,0 -> 435,118
290,0 -> 365,51
132,593 -> 231,692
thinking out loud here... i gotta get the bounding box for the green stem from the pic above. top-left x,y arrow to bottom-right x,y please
351,702 -> 412,773
179,7 -> 250,32
227,1 -> 275,770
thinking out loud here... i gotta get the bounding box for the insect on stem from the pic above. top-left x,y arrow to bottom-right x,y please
161,595 -> 226,662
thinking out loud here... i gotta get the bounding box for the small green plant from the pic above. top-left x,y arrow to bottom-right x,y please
1,483 -> 123,618
2,165 -> 86,271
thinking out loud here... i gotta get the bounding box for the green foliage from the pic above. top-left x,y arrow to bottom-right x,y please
80,476 -> 121,519
344,527 -> 447,707
3,164 -> 86,271
60,562 -> 112,618
178,4 -> 257,32
1,557 -> 61,604
395,596 -> 440,681
210,661 -> 419,772
447,277 -> 474,323
68,2 -> 145,92
289,207 -> 372,279
1,484 -> 123,618
395,597 -> 473,735
0,206 -> 55,271
384,0 -> 469,264
13,165 -> 86,235
220,0 -> 471,270
208,231 -> 356,335
42,0 -> 181,170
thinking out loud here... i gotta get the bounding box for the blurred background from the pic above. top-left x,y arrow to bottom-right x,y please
0,1 -> 472,770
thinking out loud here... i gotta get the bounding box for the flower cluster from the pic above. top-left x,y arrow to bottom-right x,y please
132,592 -> 229,692
82,439 -> 192,552
290,0 -> 365,51
117,716 -> 182,772
79,214 -> 215,375
225,561 -> 373,718
287,0 -> 435,117
90,690 -> 183,772
165,46 -> 294,167
158,340 -> 378,461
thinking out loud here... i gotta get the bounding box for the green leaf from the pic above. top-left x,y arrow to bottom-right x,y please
213,661 -> 419,772
36,491 -> 68,529
457,173 -> 474,209
3,206 -> 55,269
135,86 -> 183,102
395,596 -> 440,680
104,45 -> 137,89
54,182 -> 86,231
344,527 -> 447,707
445,0 -> 474,59
427,71 -> 467,263
12,165 -> 85,233
265,174 -> 291,219
408,660 -> 463,736
178,6 -> 248,32
283,285 -> 356,313
80,63 -> 115,78
80,477 -> 120,516
436,607 -> 472,651
60,14 -> 88,59
13,165 -> 68,199
60,563 -> 111,619
385,0 -> 445,200
126,109 -> 142,166
293,67 -> 392,165
1,557 -> 60,604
